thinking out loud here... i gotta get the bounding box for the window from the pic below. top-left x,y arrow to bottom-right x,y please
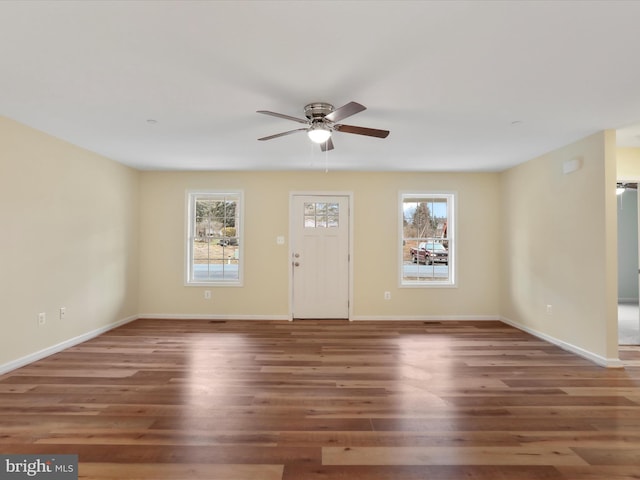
400,192 -> 455,286
304,201 -> 339,228
186,191 -> 242,285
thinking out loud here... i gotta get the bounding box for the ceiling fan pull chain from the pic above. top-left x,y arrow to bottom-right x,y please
325,144 -> 329,173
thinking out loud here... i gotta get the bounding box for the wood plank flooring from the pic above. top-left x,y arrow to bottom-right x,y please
0,319 -> 639,479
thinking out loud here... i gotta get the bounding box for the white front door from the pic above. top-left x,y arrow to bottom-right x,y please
291,195 -> 350,319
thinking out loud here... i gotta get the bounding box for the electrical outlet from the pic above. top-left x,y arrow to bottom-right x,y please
546,304 -> 553,315
59,307 -> 66,320
384,291 -> 391,300
204,290 -> 212,300
37,312 -> 46,326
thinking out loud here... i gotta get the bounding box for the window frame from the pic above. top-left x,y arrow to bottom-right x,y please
185,189 -> 244,287
399,191 -> 456,288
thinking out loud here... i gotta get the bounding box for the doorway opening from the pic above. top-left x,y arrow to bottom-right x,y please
617,182 -> 640,345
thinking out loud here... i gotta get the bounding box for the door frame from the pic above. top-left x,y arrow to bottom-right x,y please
616,176 -> 640,345
288,191 -> 354,321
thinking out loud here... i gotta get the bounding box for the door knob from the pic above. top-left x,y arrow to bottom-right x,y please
294,262 -> 300,267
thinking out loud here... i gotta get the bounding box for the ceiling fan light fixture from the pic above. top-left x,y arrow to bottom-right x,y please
307,124 -> 331,144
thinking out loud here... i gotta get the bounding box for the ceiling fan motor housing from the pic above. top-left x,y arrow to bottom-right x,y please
304,103 -> 334,121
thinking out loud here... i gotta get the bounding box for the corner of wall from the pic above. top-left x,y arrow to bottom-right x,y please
499,131 -> 619,365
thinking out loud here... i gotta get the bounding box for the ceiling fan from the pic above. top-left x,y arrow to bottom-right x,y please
257,101 -> 390,151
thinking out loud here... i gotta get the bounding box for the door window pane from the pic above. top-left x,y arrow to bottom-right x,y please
304,202 -> 339,228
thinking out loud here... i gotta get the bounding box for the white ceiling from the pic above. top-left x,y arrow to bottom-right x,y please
2,0 -> 640,172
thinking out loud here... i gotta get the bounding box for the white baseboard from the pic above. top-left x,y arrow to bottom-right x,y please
350,315 -> 500,321
500,316 -> 623,368
138,313 -> 290,321
140,314 -> 500,322
0,315 -> 139,376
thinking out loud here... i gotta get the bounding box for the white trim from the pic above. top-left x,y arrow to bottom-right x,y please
138,314 -> 289,321
0,315 -> 138,376
351,315 -> 500,321
500,316 -> 623,368
184,189 -> 244,287
399,191 -> 457,288
400,283 -> 458,289
3,315 -> 622,375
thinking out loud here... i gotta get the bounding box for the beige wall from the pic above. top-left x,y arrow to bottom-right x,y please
138,171 -> 501,319
1,116 -> 621,369
500,131 -> 618,364
0,117 -> 140,368
617,147 -> 640,179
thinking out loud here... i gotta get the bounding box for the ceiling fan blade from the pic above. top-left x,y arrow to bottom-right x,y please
258,128 -> 308,141
335,124 -> 390,138
320,137 -> 334,152
257,110 -> 309,124
324,101 -> 366,123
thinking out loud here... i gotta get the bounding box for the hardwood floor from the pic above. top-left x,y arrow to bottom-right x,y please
1,319 -> 639,479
